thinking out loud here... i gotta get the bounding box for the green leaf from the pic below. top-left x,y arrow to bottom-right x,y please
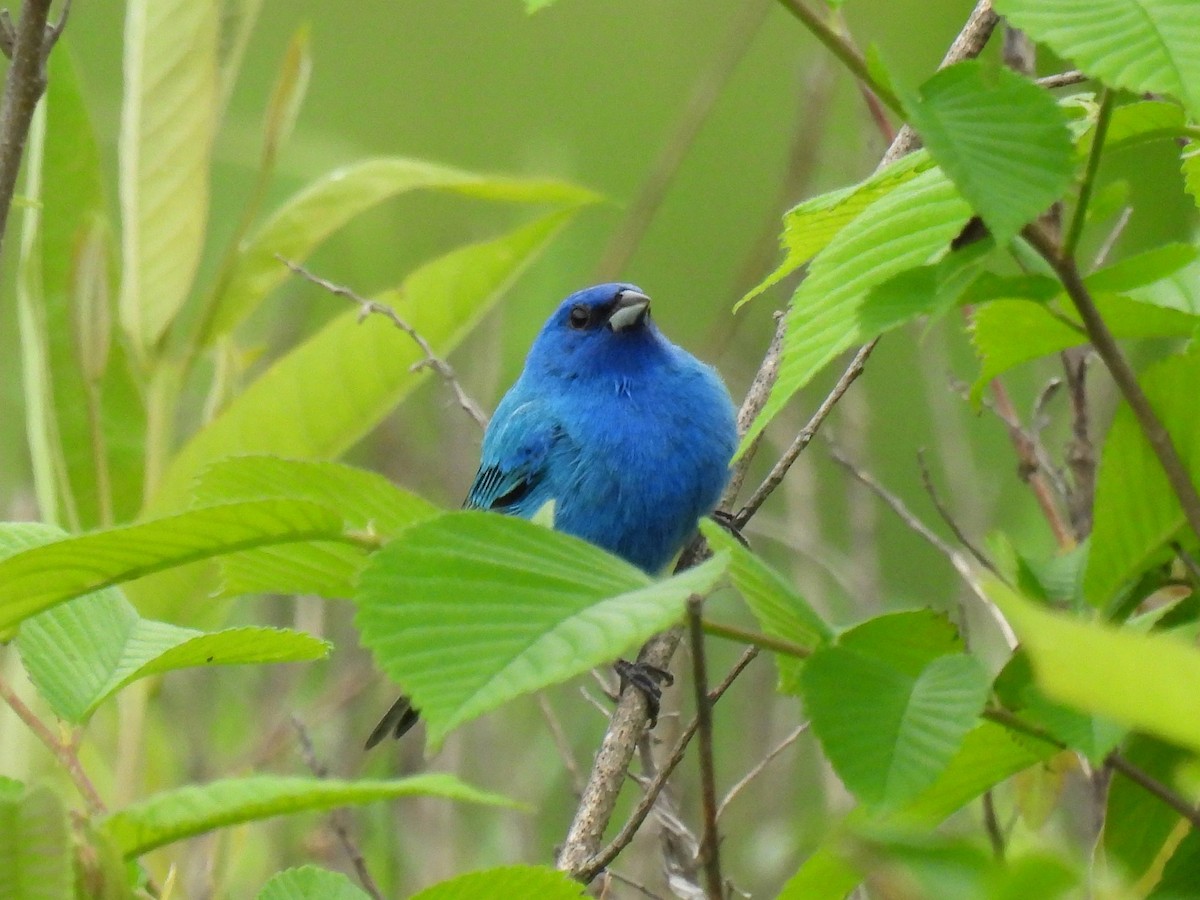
119,0 -> 218,351
148,209 -> 584,518
203,158 -> 597,342
1183,149 -> 1200,209
0,785 -> 71,900
1102,99 -> 1187,151
737,151 -> 933,309
1105,735 -> 1190,882
994,0 -> 1200,120
194,456 -> 439,599
1150,826 -> 1200,898
523,0 -> 561,12
700,520 -> 831,692
1086,349 -> 1200,605
0,500 -> 349,629
803,647 -> 990,808
779,722 -> 1052,898
970,294 -> 1199,403
901,60 -> 1075,246
19,591 -> 327,723
410,866 -> 587,899
100,774 -> 513,857
1087,244 -> 1199,294
355,512 -> 729,749
740,167 -> 972,455
838,608 -> 964,675
857,240 -> 991,337
258,866 -> 369,900
988,576 -> 1200,754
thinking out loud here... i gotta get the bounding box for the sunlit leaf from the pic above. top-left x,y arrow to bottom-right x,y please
194,456 -> 438,599
0,785 -> 71,900
740,168 -> 971,454
119,0 -> 218,351
902,60 -> 1075,245
100,774 -> 513,857
1102,99 -> 1187,152
202,158 -> 597,342
1184,150 -> 1200,209
19,588 -> 327,723
149,209 -> 584,518
1086,349 -> 1200,605
355,512 -> 728,749
0,500 -> 349,629
257,866 -> 369,900
994,0 -> 1200,120
410,866 -> 587,899
737,151 -> 932,309
701,520 -> 831,693
988,576 -> 1200,754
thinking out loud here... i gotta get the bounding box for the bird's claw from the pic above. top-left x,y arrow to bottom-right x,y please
709,509 -> 750,549
614,659 -> 674,727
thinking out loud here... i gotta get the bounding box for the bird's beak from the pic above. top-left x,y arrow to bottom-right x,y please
608,290 -> 651,332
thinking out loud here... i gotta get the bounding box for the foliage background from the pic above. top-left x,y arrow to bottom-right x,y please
0,1 -> 1196,897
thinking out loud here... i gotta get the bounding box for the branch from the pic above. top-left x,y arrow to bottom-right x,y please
716,721 -> 808,821
879,0 -> 998,166
574,648 -> 759,883
1036,70 -> 1087,90
773,0 -> 902,117
735,339 -> 875,527
0,670 -> 105,815
687,597 -> 724,899
0,0 -> 68,262
291,716 -> 385,900
1022,224 -> 1200,544
278,256 -> 488,429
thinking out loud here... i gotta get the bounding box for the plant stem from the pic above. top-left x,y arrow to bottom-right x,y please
773,0 -> 903,118
1023,224 -> 1200,544
1064,90 -> 1113,260
702,618 -> 810,659
687,597 -> 724,899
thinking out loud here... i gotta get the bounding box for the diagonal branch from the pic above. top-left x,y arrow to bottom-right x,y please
0,0 -> 69,264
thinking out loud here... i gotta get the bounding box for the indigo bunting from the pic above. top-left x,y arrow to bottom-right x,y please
366,283 -> 738,748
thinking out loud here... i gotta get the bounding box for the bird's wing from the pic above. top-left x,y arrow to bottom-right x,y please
464,399 -> 563,515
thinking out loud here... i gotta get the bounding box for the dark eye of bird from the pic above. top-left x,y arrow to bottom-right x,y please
568,305 -> 590,330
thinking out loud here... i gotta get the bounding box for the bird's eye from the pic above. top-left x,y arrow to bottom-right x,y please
568,305 -> 590,330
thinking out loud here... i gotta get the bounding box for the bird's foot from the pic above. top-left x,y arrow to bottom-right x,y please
614,659 -> 675,727
709,509 -> 750,549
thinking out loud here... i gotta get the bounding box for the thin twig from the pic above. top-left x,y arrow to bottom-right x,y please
1092,206 -> 1133,269
0,0 -> 69,264
981,790 -> 1005,860
538,693 -> 585,795
593,0 -> 771,280
773,0 -> 902,116
278,256 -> 488,429
917,448 -> 998,575
988,378 -> 1076,548
1023,223 -> 1200,545
577,648 -> 759,884
702,618 -> 810,659
721,313 -> 787,506
687,597 -> 724,899
0,671 -> 105,814
607,870 -> 666,900
1065,90 -> 1114,260
291,717 -> 385,900
735,340 -> 875,526
1036,70 -> 1087,90
716,721 -> 809,821
879,0 -> 998,166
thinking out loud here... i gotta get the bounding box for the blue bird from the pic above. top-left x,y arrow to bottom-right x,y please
366,283 -> 738,748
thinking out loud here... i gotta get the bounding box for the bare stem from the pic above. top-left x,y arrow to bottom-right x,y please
702,617 -> 810,659
0,0 -> 69,265
0,671 -> 105,814
291,717 -> 385,900
687,596 -> 724,899
1064,90 -> 1113,260
736,339 -> 875,526
1023,224 -> 1200,544
278,256 -> 488,429
773,0 -> 902,117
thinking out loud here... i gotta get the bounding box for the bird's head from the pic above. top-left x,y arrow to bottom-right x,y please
528,283 -> 662,379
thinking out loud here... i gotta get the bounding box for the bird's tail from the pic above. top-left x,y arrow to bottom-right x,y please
364,695 -> 421,749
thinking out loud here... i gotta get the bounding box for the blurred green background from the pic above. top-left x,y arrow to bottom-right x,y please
1,1 -> 1195,896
